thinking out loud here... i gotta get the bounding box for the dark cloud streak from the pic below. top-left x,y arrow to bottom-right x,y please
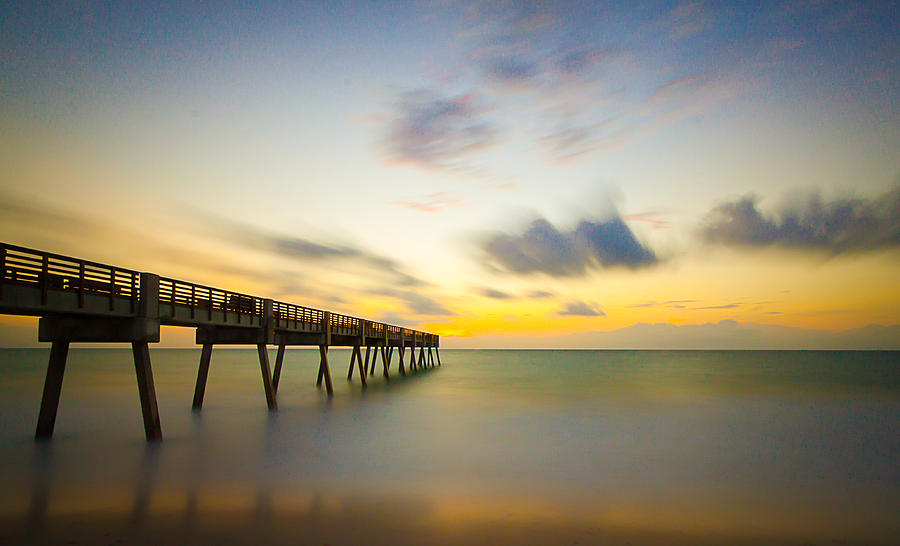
480,212 -> 657,277
700,187 -> 900,255
373,288 -> 454,316
478,287 -> 513,299
557,301 -> 605,316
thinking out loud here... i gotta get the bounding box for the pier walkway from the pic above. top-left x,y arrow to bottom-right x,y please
0,242 -> 441,441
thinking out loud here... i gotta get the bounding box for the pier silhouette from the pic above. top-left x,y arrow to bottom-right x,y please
0,242 -> 441,441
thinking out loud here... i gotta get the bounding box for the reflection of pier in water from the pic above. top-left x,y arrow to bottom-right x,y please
0,242 -> 441,441
22,438 -> 434,543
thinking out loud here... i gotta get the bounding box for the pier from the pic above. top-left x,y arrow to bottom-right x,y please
0,242 -> 441,441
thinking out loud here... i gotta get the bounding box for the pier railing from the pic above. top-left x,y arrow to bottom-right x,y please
158,276 -> 265,327
1,242 -> 434,341
272,300 -> 323,331
2,243 -> 140,314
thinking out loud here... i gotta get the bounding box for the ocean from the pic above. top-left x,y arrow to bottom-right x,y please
0,348 -> 897,545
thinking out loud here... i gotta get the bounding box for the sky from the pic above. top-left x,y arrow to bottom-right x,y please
1,1 -> 899,348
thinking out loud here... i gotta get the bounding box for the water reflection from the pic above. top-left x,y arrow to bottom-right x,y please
25,442 -> 52,535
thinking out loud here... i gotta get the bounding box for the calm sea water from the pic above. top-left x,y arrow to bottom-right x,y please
0,348 -> 898,543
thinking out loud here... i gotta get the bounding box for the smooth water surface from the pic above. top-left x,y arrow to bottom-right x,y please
0,349 -> 897,544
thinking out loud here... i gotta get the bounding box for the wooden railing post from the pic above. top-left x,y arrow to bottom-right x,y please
138,273 -> 159,321
40,255 -> 48,305
0,244 -> 5,300
263,298 -> 274,344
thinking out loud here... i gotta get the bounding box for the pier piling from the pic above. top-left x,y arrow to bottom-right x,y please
35,341 -> 69,439
192,343 -> 213,410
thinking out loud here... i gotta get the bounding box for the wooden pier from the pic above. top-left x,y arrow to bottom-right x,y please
0,242 -> 441,441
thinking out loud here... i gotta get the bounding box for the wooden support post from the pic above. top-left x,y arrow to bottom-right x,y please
257,344 -> 277,411
363,346 -> 371,378
272,344 -> 286,394
192,343 -> 213,410
369,347 -> 376,376
355,346 -> 367,388
409,342 -> 416,371
35,341 -> 69,439
132,342 -> 162,441
398,346 -> 406,376
317,345 -> 333,396
381,346 -> 390,380
436,348 -> 442,366
428,347 -> 434,367
347,346 -> 357,380
418,346 -> 426,368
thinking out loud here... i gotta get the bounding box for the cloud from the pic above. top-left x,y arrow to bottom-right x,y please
555,49 -> 599,75
393,192 -> 467,213
628,299 -> 697,309
695,303 -> 741,310
480,212 -> 657,277
665,1 -> 715,39
557,301 -> 605,317
484,56 -> 539,87
375,3 -> 746,169
623,211 -> 670,230
187,211 -> 428,288
373,288 -> 455,317
527,290 -> 555,299
271,237 -> 352,259
441,321 -> 900,350
381,89 -> 497,171
699,186 -> 900,255
478,287 -> 513,299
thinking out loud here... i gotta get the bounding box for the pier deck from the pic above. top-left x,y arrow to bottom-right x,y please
1,243 -> 440,441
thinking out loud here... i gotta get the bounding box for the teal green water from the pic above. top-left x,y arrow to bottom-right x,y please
0,349 -> 898,542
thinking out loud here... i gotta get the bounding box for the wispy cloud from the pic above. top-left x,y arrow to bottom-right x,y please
699,186 -> 900,255
623,211 -> 670,230
527,290 -> 555,299
557,301 -> 605,317
480,211 -> 657,277
629,299 -> 697,309
381,89 -> 497,171
665,1 -> 716,39
484,55 -> 539,88
478,287 -> 513,299
372,288 -> 455,316
375,2 -> 743,170
393,191 -> 467,213
186,211 -> 429,288
695,303 -> 741,310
